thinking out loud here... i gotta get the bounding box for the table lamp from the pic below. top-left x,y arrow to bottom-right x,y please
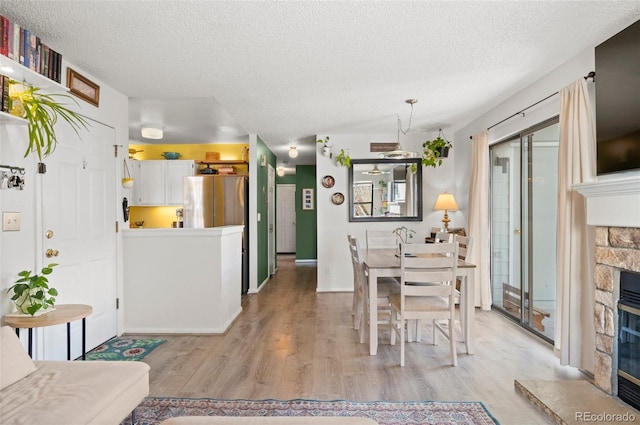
434,192 -> 458,231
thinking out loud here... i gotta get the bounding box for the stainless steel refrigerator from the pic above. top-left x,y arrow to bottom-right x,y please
183,175 -> 249,294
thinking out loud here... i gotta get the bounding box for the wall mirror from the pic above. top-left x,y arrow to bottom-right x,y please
348,158 -> 422,222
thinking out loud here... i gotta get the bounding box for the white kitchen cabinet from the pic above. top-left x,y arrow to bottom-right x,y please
132,160 -> 195,205
166,160 -> 195,204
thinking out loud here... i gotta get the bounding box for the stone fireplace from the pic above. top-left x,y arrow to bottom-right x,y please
593,227 -> 640,394
574,175 -> 640,404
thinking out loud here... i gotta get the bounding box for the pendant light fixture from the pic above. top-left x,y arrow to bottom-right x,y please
384,99 -> 417,159
362,164 -> 389,175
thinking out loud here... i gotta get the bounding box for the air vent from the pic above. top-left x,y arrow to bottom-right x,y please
618,375 -> 640,411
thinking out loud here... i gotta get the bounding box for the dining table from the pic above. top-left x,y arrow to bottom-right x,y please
362,248 -> 477,356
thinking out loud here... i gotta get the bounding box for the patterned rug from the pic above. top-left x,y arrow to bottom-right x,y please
85,337 -> 164,361
121,397 -> 500,425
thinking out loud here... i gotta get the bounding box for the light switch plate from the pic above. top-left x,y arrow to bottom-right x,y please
3,212 -> 21,231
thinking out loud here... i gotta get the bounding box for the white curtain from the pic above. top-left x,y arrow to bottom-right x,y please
468,130 -> 491,310
556,78 -> 596,371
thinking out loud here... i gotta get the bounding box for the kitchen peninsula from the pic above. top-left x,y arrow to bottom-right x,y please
122,226 -> 243,334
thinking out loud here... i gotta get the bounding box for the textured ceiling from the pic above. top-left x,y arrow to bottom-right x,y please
1,1 -> 639,167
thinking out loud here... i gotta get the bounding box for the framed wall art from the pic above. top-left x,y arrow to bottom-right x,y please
302,188 -> 314,210
67,68 -> 100,107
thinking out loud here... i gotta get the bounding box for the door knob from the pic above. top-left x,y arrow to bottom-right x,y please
46,249 -> 59,258
514,228 -> 521,235
45,230 -> 54,239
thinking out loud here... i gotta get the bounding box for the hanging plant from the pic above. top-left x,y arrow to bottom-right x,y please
8,80 -> 90,161
316,136 -> 333,158
335,148 -> 351,167
420,129 -> 453,168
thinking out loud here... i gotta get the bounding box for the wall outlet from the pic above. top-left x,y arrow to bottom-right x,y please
3,212 -> 21,231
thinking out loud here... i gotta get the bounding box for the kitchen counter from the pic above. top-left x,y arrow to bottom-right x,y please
122,225 -> 243,333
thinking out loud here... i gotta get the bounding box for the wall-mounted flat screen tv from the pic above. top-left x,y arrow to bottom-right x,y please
595,19 -> 640,175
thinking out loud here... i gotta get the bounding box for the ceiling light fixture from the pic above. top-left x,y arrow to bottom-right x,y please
141,125 -> 163,140
277,166 -> 285,177
385,99 -> 417,159
362,165 -> 389,175
288,145 -> 299,158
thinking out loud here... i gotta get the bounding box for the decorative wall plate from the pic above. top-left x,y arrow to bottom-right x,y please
321,175 -> 335,188
331,192 -> 344,205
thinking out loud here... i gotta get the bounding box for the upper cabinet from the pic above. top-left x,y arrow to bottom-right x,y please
132,160 -> 195,206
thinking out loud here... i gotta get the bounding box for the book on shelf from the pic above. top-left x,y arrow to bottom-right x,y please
1,16 -> 9,58
0,14 -> 62,84
12,22 -> 20,63
1,75 -> 10,112
22,28 -> 29,68
217,166 -> 235,175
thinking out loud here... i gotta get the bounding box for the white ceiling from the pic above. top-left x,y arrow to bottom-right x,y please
1,1 -> 639,168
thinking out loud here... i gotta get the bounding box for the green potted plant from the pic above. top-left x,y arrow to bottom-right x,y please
7,263 -> 59,316
317,136 -> 333,158
8,80 -> 90,161
420,130 -> 453,168
335,148 -> 351,167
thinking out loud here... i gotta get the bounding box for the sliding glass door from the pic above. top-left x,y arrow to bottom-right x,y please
490,118 -> 559,342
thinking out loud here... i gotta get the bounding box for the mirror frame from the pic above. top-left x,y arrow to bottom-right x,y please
348,158 -> 423,222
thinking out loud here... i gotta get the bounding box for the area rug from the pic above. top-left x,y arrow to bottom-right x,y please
121,397 -> 500,425
85,337 -> 164,361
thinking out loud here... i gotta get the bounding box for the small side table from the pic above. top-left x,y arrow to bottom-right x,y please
3,304 -> 92,360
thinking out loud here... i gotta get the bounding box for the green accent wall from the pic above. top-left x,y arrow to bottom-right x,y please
276,174 -> 297,185
295,165 -> 317,260
256,136 -> 276,287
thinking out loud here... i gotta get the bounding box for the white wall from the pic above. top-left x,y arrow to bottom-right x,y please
455,46 -> 640,184
315,132 -> 462,292
0,61 -> 129,332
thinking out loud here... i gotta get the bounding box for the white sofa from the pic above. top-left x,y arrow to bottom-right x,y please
0,326 -> 149,425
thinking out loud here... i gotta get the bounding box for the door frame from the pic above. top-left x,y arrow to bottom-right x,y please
490,116 -> 559,344
268,164 -> 276,275
276,183 -> 296,253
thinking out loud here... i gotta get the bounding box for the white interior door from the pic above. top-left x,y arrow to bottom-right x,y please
40,119 -> 117,360
276,184 -> 296,253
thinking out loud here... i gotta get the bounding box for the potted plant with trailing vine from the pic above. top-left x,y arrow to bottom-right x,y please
8,80 -> 90,162
7,263 -> 59,316
317,136 -> 351,167
316,136 -> 333,158
420,132 -> 453,168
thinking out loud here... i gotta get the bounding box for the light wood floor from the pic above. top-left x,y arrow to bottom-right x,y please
133,255 -> 588,424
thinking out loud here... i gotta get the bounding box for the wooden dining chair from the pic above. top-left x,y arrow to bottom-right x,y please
454,234 -> 473,292
389,241 -> 459,367
366,230 -> 398,250
435,231 -> 453,243
347,235 -> 399,341
347,235 -> 366,330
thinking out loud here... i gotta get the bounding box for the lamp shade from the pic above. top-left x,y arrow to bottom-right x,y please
141,125 -> 163,139
288,146 -> 299,158
434,192 -> 458,211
